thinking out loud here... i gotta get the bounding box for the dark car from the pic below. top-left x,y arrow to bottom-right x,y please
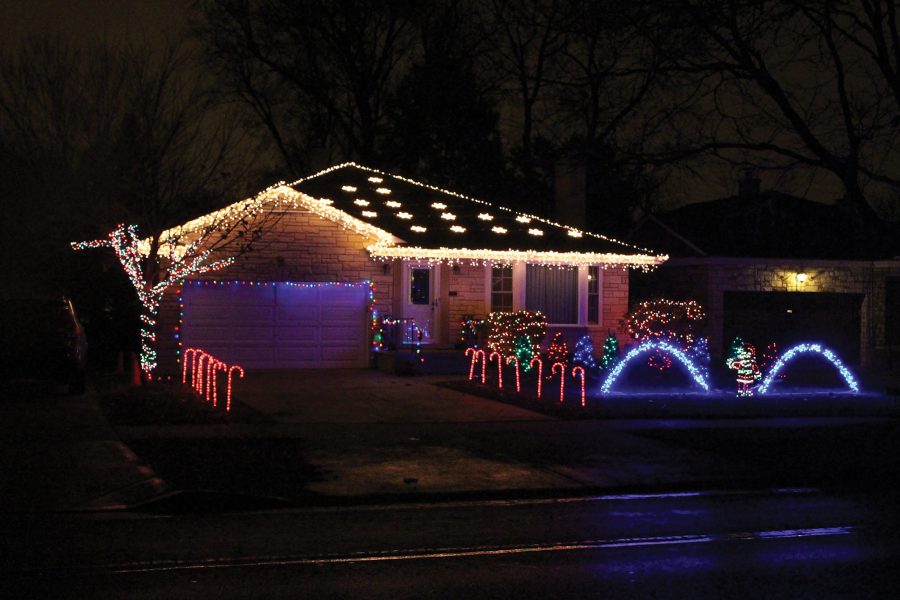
0,295 -> 88,394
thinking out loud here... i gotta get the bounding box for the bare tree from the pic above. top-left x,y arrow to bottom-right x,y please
197,0 -> 421,171
649,0 -> 900,222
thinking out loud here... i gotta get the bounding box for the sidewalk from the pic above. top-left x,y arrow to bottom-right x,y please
0,387 -> 166,512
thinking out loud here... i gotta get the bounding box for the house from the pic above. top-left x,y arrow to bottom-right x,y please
154,163 -> 667,373
627,179 -> 900,375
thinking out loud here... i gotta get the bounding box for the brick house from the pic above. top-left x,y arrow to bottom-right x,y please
154,163 -> 666,373
628,182 -> 900,375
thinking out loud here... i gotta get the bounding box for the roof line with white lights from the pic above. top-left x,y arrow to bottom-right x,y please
152,164 -> 668,269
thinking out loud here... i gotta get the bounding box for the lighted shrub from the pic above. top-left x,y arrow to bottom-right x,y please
486,310 -> 547,357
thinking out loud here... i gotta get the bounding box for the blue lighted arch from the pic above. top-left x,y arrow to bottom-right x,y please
757,343 -> 859,394
600,341 -> 710,394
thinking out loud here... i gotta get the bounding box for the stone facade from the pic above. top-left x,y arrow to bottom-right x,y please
630,257 -> 900,371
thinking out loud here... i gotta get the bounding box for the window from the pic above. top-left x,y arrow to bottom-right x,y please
588,266 -> 600,324
491,266 -> 513,312
410,268 -> 430,305
525,265 -> 577,324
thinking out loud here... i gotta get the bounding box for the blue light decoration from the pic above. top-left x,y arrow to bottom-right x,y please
757,343 -> 859,394
572,333 -> 598,369
599,340 -> 711,394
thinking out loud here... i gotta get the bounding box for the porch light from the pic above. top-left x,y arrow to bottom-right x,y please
795,272 -> 808,284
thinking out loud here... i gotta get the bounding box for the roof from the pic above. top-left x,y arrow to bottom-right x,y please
158,163 -> 667,269
628,191 -> 900,260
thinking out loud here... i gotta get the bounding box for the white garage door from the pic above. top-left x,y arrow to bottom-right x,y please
182,282 -> 369,369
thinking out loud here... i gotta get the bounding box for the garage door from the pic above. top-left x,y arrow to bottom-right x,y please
182,282 -> 369,368
723,291 -> 862,363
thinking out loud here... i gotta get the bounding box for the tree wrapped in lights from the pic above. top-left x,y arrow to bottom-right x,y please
760,342 -> 786,381
545,332 -> 570,369
599,333 -> 620,371
73,224 -> 234,378
572,334 -> 598,370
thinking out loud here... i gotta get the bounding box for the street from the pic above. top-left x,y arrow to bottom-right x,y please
5,486 -> 900,598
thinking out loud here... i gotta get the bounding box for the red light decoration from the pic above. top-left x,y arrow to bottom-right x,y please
182,346 -> 243,412
489,351 -> 503,389
226,365 -> 244,412
530,357 -> 543,398
506,356 -> 521,392
183,347 -> 199,384
552,362 -> 566,403
572,366 -> 586,407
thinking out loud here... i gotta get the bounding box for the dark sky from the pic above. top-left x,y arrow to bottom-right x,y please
0,0 -> 191,47
0,0 -> 845,208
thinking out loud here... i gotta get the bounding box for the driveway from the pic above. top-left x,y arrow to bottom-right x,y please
234,369 -> 550,424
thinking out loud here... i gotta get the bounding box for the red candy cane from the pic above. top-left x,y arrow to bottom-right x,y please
572,366 -> 586,407
530,357 -> 543,398
506,356 -> 520,392
226,365 -> 244,412
552,362 -> 566,403
489,351 -> 503,388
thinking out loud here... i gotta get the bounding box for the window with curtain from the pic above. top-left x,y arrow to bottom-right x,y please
491,266 -> 513,312
525,265 -> 577,324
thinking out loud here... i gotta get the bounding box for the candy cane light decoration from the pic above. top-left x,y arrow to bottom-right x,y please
506,356 -> 520,392
226,365 -> 244,412
552,362 -> 566,403
182,347 -> 199,384
196,352 -> 210,395
572,366 -> 586,407
489,351 -> 503,388
530,357 -> 543,398
465,347 -> 479,381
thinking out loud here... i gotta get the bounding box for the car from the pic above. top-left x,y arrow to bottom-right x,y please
0,295 -> 88,395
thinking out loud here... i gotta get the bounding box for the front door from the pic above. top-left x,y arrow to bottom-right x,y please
404,265 -> 435,343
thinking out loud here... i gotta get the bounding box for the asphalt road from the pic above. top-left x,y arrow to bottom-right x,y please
5,487 -> 900,598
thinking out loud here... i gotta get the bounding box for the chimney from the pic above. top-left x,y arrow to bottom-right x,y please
554,156 -> 586,228
738,170 -> 760,201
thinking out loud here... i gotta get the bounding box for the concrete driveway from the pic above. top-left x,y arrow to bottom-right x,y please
234,369 -> 550,424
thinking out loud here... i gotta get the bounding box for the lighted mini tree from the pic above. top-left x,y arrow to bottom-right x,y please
513,334 -> 536,371
599,333 -> 620,371
573,333 -> 598,370
73,224 -> 234,378
546,332 -> 570,368
688,336 -> 711,382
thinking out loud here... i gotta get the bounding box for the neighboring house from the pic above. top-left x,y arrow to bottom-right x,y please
155,163 -> 667,373
628,180 -> 900,373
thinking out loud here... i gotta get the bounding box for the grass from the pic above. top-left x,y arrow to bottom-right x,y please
97,381 -> 270,426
